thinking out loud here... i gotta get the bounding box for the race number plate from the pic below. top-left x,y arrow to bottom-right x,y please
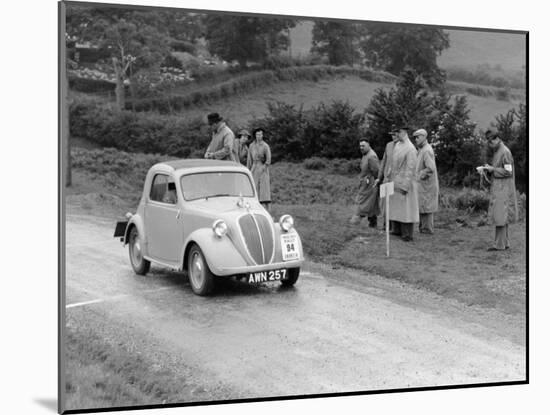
247,269 -> 287,284
281,233 -> 300,261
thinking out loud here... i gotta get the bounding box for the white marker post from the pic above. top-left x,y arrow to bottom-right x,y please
380,182 -> 394,257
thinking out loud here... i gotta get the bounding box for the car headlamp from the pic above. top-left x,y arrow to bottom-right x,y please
212,219 -> 228,238
279,214 -> 294,232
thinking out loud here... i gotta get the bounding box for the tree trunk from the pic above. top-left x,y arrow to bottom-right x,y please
113,57 -> 126,110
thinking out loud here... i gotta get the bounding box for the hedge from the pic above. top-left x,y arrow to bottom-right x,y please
69,102 -> 210,157
126,65 -> 396,113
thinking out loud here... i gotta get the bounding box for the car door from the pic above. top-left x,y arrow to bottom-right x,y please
144,173 -> 184,263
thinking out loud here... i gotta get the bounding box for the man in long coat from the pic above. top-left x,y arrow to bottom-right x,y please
204,113 -> 237,162
374,127 -> 399,229
387,126 -> 419,241
413,128 -> 439,234
350,139 -> 380,228
482,129 -> 518,251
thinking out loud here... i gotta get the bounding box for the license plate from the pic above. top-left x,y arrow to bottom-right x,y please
247,269 -> 287,284
281,233 -> 300,261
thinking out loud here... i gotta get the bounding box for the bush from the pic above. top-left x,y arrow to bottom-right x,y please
169,40 -> 196,54
69,102 -> 211,157
495,88 -> 510,101
69,76 -> 116,94
251,99 -> 368,162
303,157 -> 327,170
452,188 -> 490,212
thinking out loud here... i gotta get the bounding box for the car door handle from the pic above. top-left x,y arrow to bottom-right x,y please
176,210 -> 181,219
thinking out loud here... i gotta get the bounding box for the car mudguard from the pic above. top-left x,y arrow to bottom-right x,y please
182,228 -> 248,276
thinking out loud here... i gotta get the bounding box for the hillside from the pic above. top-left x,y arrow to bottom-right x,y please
169,77 -> 520,132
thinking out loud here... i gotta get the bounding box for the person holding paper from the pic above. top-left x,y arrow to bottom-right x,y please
387,125 -> 419,242
413,128 -> 439,234
481,129 -> 518,251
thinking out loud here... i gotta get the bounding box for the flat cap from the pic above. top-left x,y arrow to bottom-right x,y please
413,128 -> 428,137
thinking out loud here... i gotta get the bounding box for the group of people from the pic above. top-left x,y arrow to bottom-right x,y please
350,125 -> 518,251
350,125 -> 438,242
204,112 -> 272,211
203,112 -> 519,252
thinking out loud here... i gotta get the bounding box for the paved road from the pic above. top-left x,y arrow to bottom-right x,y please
64,214 -> 526,404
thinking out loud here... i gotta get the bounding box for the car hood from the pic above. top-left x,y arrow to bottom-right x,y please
186,197 -> 267,219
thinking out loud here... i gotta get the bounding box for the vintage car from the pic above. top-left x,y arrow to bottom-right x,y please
114,159 -> 304,295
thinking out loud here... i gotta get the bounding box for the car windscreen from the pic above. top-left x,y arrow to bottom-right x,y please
180,171 -> 255,201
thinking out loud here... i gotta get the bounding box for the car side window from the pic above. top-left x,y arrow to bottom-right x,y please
150,174 -> 177,204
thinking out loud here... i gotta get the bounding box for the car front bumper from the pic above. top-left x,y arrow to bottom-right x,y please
212,259 -> 304,276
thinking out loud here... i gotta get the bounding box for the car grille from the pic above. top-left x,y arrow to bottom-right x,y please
238,213 -> 274,265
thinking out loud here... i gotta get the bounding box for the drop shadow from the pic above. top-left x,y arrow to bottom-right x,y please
34,398 -> 57,413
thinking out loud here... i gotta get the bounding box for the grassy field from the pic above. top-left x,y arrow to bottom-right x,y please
67,148 -> 526,318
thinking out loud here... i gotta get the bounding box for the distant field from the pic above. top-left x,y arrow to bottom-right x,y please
439,29 -> 526,73
173,76 -> 520,132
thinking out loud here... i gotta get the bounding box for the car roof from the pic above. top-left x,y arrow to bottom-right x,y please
153,159 -> 246,173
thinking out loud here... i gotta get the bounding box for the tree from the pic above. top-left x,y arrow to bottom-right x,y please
366,69 -> 439,156
360,24 -> 449,87
204,15 -> 297,67
66,5 -> 169,110
311,21 -> 361,66
366,69 -> 481,186
495,103 -> 527,193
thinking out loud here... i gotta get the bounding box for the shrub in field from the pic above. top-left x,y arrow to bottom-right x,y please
69,76 -> 116,93
430,95 -> 483,186
303,157 -> 327,170
69,102 -> 211,157
251,100 -> 368,161
305,101 -> 367,159
250,102 -> 310,161
452,188 -> 490,212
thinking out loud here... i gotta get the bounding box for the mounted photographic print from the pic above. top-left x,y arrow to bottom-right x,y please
59,0 -> 528,413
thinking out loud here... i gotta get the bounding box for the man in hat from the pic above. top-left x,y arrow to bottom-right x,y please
386,125 -> 419,241
204,113 -> 237,162
480,128 -> 518,251
413,128 -> 439,234
234,129 -> 251,165
350,138 -> 380,228
374,125 -> 399,230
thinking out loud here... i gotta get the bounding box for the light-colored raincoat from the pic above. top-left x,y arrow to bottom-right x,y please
487,142 -> 518,226
247,140 -> 271,203
387,137 -> 419,223
205,122 -> 237,162
416,143 -> 439,214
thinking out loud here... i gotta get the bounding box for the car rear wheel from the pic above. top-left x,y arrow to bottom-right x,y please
187,244 -> 215,296
129,227 -> 150,275
281,267 -> 300,287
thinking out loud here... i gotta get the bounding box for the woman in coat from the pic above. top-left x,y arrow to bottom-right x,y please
247,128 -> 272,211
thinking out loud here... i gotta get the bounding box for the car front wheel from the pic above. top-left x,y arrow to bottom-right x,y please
187,244 -> 215,296
281,267 -> 300,287
129,227 -> 150,275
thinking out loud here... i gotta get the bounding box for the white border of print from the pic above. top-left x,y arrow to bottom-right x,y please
3,0 -> 545,414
